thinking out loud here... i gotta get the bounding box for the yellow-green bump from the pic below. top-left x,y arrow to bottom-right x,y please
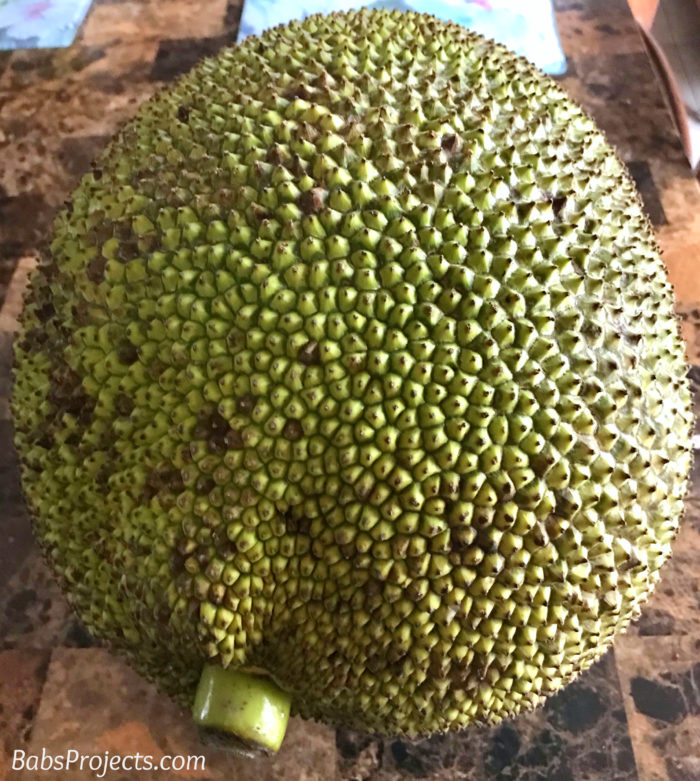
192,665 -> 291,753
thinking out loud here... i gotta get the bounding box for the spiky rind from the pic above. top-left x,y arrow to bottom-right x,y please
12,9 -> 692,736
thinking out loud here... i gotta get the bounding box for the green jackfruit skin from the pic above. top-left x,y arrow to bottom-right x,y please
12,9 -> 693,736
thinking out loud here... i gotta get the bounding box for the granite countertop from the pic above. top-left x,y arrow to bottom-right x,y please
1,1 -> 700,779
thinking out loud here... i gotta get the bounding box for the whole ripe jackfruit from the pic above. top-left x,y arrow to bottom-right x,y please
12,8 -> 693,752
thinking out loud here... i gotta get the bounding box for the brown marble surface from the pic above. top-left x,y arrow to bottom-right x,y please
1,1 -> 700,779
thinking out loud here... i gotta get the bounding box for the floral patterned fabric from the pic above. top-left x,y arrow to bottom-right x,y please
0,0 -> 93,50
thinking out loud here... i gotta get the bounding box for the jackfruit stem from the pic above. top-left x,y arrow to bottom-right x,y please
192,665 -> 291,754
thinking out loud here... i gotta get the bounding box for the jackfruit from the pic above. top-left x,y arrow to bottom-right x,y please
12,9 -> 692,752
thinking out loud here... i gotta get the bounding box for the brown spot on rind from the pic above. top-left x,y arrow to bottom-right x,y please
71,298 -> 90,326
117,340 -> 139,365
147,359 -> 166,380
208,431 -> 227,453
116,239 -> 140,262
114,393 -> 134,417
282,419 -> 303,442
297,121 -> 318,142
196,475 -> 216,494
299,187 -> 325,215
286,84 -> 314,101
35,433 -> 54,449
266,145 -> 286,165
250,203 -> 270,222
192,422 -> 210,440
289,155 -> 306,177
86,256 -> 106,283
177,105 -> 190,123
209,412 -> 229,432
35,302 -> 55,323
19,327 -> 48,352
313,70 -> 334,90
237,393 -> 257,414
169,471 -> 185,493
441,134 -> 462,154
224,428 -> 244,450
141,484 -> 157,502
298,340 -> 320,365
552,195 -> 567,217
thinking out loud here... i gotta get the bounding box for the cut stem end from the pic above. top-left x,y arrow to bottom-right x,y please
192,664 -> 291,754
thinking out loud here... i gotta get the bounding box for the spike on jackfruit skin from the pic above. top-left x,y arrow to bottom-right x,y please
12,8 -> 692,742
